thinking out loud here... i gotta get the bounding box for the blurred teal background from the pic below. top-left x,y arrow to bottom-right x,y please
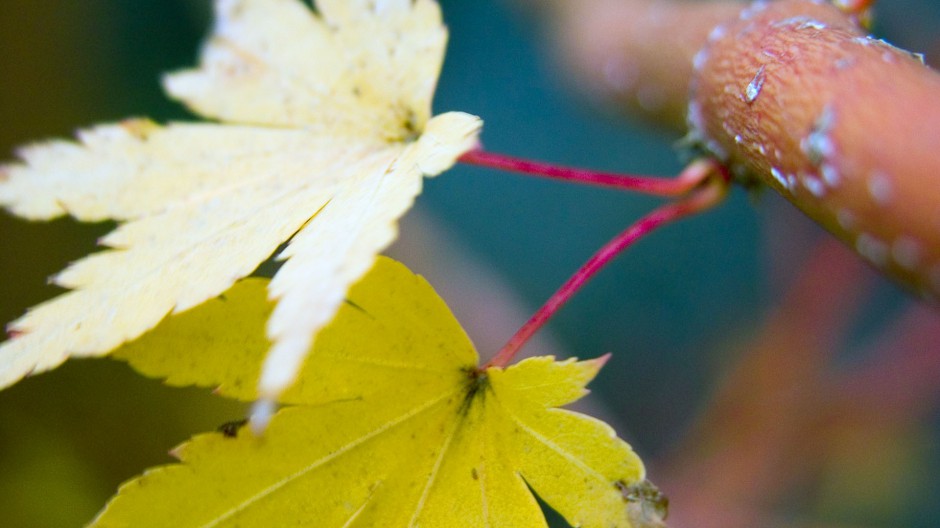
1,1 -> 939,526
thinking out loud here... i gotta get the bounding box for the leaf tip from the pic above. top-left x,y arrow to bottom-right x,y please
168,446 -> 184,461
118,118 -> 161,141
577,353 -> 611,383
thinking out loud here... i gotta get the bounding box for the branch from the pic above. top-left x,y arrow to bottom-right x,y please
529,0 -> 940,301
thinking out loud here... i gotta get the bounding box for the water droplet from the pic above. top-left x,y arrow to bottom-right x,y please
798,19 -> 827,30
821,163 -> 840,187
708,24 -> 727,41
856,233 -> 889,267
770,167 -> 788,189
745,65 -> 767,103
867,171 -> 893,206
739,0 -> 770,20
773,16 -> 828,30
803,175 -> 826,197
693,49 -> 709,72
837,208 -> 857,231
687,101 -> 706,132
835,57 -> 855,70
892,236 -> 922,270
804,105 -> 836,166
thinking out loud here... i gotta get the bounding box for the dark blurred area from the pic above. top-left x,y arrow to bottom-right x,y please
1,0 -> 939,526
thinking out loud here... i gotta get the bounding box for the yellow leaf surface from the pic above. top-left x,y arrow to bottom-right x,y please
0,0 -> 482,401
99,257 -> 657,527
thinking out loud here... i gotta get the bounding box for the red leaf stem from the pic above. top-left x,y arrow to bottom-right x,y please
484,163 -> 729,369
459,149 -> 715,197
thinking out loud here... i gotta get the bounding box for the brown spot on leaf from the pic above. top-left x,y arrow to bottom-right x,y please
217,418 -> 248,438
617,479 -> 669,524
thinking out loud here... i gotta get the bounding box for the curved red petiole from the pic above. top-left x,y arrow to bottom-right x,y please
483,162 -> 729,370
459,149 -> 716,198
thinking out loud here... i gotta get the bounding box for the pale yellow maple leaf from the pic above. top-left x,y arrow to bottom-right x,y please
0,0 -> 482,402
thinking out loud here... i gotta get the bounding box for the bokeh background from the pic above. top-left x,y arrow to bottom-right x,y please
1,0 -> 938,526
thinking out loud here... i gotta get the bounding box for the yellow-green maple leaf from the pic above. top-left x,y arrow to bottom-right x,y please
98,257 -> 661,527
0,0 -> 481,402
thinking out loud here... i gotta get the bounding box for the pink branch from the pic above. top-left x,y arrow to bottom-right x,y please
531,0 -> 940,301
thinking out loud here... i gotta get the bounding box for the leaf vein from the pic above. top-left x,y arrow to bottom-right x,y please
199,387 -> 463,528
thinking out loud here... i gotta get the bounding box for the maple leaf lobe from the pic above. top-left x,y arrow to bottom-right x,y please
0,0 -> 481,398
